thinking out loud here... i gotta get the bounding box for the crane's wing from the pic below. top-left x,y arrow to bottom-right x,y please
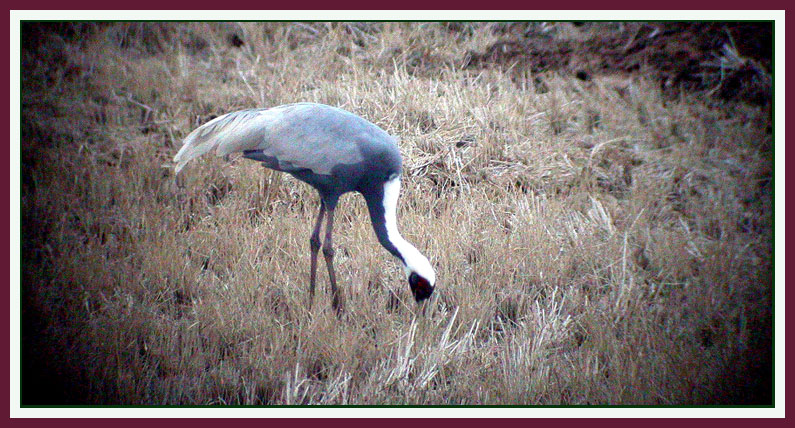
174,103 -> 380,175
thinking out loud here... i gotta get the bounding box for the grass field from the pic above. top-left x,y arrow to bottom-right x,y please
19,22 -> 773,405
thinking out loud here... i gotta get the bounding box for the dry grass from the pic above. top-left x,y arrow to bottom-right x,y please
20,22 -> 773,405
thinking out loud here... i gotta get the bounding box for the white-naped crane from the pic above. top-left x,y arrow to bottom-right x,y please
174,102 -> 435,312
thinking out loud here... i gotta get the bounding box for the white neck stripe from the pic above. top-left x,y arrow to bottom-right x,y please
382,177 -> 435,285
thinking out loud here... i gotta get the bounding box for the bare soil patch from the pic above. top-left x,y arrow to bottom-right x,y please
465,22 -> 772,106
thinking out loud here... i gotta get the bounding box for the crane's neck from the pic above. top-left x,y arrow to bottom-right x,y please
366,176 -> 435,285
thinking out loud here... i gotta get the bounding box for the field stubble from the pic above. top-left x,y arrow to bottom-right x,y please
20,22 -> 772,405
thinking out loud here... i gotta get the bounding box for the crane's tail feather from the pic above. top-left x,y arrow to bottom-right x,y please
173,109 -> 270,175
173,134 -> 217,175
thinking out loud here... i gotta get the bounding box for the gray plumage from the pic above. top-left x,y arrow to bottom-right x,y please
177,103 -> 391,172
174,102 -> 435,311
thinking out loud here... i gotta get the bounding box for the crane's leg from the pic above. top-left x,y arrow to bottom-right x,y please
308,201 -> 326,310
322,207 -> 341,313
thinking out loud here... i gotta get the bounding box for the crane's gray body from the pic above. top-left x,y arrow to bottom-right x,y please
175,103 -> 401,207
173,102 -> 405,260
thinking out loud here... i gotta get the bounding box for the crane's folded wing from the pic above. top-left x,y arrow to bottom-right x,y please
174,104 -> 372,175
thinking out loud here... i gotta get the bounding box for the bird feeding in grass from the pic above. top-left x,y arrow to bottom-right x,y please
173,102 -> 436,312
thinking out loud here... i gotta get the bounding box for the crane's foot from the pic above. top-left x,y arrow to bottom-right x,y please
331,292 -> 343,316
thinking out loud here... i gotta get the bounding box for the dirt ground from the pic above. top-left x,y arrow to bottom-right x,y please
464,22 -> 772,106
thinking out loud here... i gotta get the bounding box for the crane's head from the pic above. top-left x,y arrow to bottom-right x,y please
404,255 -> 435,302
408,271 -> 435,302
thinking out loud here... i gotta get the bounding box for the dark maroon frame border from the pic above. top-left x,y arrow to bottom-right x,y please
5,2 -> 789,426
